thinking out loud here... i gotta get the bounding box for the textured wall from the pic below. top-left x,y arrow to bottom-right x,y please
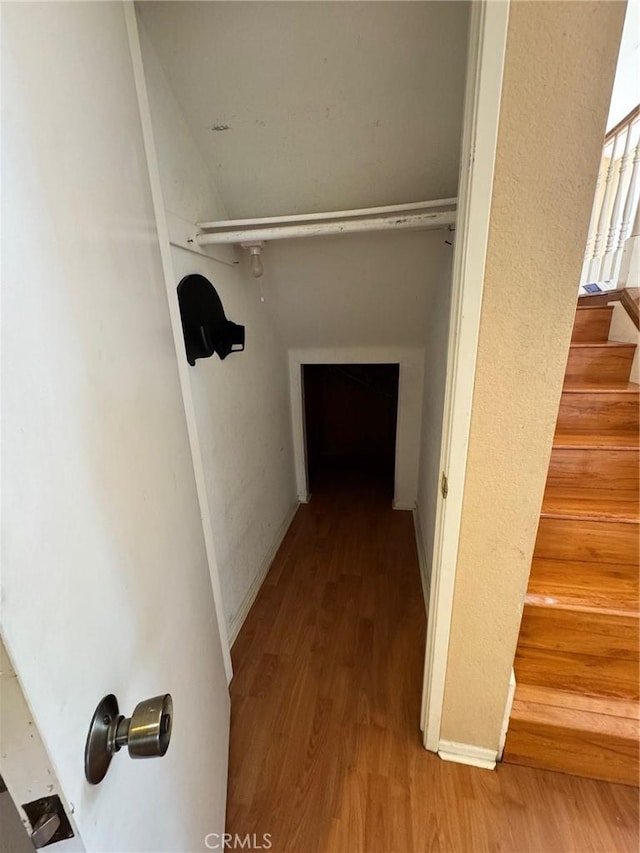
440,0 -> 625,749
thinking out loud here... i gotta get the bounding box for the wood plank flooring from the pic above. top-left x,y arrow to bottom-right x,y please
227,471 -> 639,852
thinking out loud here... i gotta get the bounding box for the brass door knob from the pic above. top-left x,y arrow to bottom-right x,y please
84,693 -> 173,784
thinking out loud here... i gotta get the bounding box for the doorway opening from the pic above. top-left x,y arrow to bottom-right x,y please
302,364 -> 399,502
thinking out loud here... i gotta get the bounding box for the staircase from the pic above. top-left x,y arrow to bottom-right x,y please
504,302 -> 640,786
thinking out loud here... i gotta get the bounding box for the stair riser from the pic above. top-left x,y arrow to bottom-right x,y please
535,518 -> 639,565
571,307 -> 613,343
515,646 -> 639,700
557,391 -> 639,432
547,447 -> 639,490
565,346 -> 636,385
504,719 -> 639,786
519,604 -> 639,659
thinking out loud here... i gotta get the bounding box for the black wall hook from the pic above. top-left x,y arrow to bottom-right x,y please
177,274 -> 245,366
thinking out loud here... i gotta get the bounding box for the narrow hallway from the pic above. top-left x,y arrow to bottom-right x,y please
226,477 -> 638,853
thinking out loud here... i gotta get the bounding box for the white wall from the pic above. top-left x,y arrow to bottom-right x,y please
265,230 -> 452,508
265,230 -> 451,348
135,11 -> 229,228
607,0 -> 639,130
138,1 -> 463,522
137,0 -> 470,217
138,16 -> 297,641
1,4 -> 229,850
415,247 -> 455,595
172,249 -> 298,641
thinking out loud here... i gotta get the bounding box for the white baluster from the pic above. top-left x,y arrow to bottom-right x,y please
611,137 -> 640,282
599,125 -> 634,281
580,158 -> 606,285
587,133 -> 620,283
618,200 -> 640,287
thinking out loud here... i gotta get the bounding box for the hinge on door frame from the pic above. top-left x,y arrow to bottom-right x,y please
441,473 -> 448,499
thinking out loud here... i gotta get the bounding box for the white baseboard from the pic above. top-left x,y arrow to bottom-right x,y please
297,492 -> 311,504
228,502 -> 299,646
438,739 -> 497,770
393,500 -> 415,511
412,507 -> 431,611
497,668 -> 516,760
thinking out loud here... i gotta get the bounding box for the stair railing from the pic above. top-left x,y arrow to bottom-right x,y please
582,103 -> 640,287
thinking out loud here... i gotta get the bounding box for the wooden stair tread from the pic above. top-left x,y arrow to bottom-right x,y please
527,558 -> 639,616
512,683 -> 640,723
558,384 -> 639,434
541,486 -> 639,523
569,342 -> 636,349
547,443 -> 639,490
578,292 -> 622,307
509,693 -> 639,740
562,381 -> 639,393
575,305 -> 615,312
553,430 -> 639,449
515,644 -> 639,699
535,517 -> 639,565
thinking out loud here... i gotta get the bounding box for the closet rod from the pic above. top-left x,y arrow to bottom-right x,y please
197,197 -> 457,230
195,209 -> 456,246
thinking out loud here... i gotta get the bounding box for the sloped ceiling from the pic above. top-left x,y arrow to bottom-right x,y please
137,1 -> 470,219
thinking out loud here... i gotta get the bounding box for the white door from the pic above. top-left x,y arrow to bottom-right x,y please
1,3 -> 230,851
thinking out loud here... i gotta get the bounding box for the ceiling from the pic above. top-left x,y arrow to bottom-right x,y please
137,1 -> 470,219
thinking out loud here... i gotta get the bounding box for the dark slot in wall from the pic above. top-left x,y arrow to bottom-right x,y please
303,364 -> 399,496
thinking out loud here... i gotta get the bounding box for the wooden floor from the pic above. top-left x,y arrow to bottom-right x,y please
227,470 -> 639,852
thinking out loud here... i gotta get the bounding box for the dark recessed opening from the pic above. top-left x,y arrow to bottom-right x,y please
302,363 -> 399,499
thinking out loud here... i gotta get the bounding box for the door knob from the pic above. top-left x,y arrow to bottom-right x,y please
84,693 -> 173,784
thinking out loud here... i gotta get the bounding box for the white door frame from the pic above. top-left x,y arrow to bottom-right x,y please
421,0 -> 510,751
0,638 -> 84,852
289,347 -> 425,510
